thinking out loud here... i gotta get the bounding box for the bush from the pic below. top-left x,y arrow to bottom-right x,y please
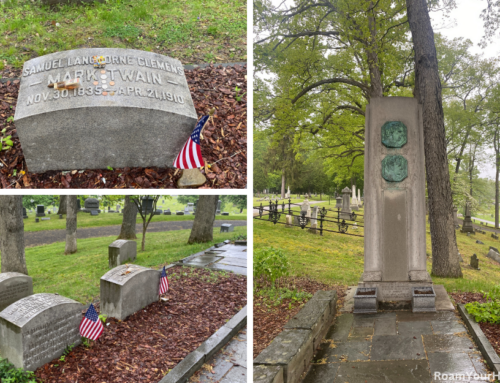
254,246 -> 290,287
0,357 -> 36,383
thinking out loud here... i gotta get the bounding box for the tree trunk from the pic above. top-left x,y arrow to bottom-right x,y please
495,131 -> 499,229
65,196 -> 78,255
406,0 -> 462,277
117,196 -> 137,239
57,195 -> 68,215
188,195 -> 218,244
281,170 -> 285,199
0,196 -> 28,274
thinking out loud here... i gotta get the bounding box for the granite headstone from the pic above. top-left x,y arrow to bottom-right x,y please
108,240 -> 137,268
0,273 -> 33,312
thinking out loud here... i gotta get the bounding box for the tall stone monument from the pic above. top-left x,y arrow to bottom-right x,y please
461,203 -> 474,233
351,185 -> 359,211
359,97 -> 432,302
14,48 -> 197,173
340,187 -> 352,220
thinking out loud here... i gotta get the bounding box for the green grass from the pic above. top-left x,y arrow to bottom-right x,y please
254,211 -> 500,294
22,209 -> 247,232
0,0 -> 246,68
14,226 -> 246,304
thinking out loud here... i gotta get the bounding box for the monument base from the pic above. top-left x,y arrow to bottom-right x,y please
358,279 -> 433,302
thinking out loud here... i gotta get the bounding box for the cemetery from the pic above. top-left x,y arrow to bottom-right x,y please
253,1 -> 500,381
0,0 -> 247,189
0,194 -> 248,382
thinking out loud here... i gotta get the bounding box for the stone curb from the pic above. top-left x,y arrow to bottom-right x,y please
158,305 -> 247,383
458,304 -> 500,373
253,290 -> 338,383
0,62 -> 247,84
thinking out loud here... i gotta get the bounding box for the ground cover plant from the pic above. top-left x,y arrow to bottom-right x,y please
0,226 -> 246,303
33,266 -> 246,383
0,0 -> 246,68
0,64 -> 247,188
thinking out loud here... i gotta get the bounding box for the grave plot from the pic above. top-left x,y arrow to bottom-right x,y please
0,63 -> 246,189
33,266 -> 246,383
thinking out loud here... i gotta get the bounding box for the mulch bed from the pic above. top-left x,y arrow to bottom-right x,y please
450,291 -> 500,357
253,277 -> 347,359
0,64 -> 247,189
34,266 -> 247,383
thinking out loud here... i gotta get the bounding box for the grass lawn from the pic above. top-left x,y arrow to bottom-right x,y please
0,0 -> 246,69
22,209 -> 247,232
254,210 -> 500,294
14,226 -> 246,304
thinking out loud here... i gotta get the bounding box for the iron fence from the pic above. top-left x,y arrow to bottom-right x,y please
253,198 -> 364,237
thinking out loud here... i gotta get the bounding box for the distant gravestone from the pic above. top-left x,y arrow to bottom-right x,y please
490,246 -> 499,253
36,205 -> 45,217
470,254 -> 480,270
220,223 -> 234,233
35,218 -> 39,223
216,200 -> 221,215
461,203 -> 474,233
221,212 -> 229,216
142,196 -> 155,215
492,234 -> 499,240
184,207 -> 190,215
154,209 -> 162,215
340,187 -> 351,220
59,214 -> 63,219
41,217 -> 50,221
90,210 -> 99,216
187,203 -> 194,212
0,294 -> 82,371
176,211 -> 184,215
22,208 -> 28,219
76,199 -> 81,211
84,198 -> 99,213
285,215 -> 293,228
486,249 -> 500,265
108,240 -> 137,268
309,206 -> 318,234
14,48 -> 197,173
335,196 -> 342,210
100,265 -> 160,320
164,209 -> 171,215
0,273 -> 33,312
476,240 -> 484,245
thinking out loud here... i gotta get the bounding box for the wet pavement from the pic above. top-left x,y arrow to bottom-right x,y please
181,243 -> 247,275
189,328 -> 247,383
302,310 -> 491,383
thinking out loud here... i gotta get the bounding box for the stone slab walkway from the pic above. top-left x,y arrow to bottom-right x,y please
302,310 -> 491,383
189,328 -> 247,383
24,220 -> 247,247
181,243 -> 247,275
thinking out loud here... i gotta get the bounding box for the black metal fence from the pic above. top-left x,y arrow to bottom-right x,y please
253,199 -> 364,237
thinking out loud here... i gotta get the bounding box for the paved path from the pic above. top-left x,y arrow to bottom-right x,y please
302,309 -> 490,383
25,220 -> 247,248
180,243 -> 247,276
189,328 -> 247,383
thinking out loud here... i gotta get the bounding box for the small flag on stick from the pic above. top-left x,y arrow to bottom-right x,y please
79,303 -> 104,341
173,116 -> 209,169
159,266 -> 169,295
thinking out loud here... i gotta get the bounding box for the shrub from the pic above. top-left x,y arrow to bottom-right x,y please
0,357 -> 36,383
254,246 -> 290,287
465,288 -> 500,324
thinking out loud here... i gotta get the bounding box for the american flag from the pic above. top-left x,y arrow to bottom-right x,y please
159,266 -> 169,295
173,116 -> 208,169
79,304 -> 104,341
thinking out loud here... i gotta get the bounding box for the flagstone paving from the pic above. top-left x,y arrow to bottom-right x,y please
302,310 -> 491,383
181,243 -> 247,275
189,328 -> 247,383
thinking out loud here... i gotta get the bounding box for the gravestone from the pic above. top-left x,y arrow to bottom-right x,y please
22,208 -> 28,219
308,206 -> 318,234
176,211 -> 184,215
164,209 -> 171,215
476,240 -> 484,245
100,264 -> 160,320
41,217 -> 50,221
351,185 -> 359,211
141,196 -> 155,215
0,273 -> 33,312
487,249 -> 500,265
0,294 -> 82,371
357,188 -> 362,207
90,210 -> 99,216
335,196 -> 342,210
187,203 -> 194,212
108,240 -> 137,268
493,233 -> 499,240
14,48 -> 197,173
184,207 -> 190,215
301,199 -> 310,214
220,224 -> 234,233
285,215 -> 293,228
470,254 -> 480,270
35,218 -> 39,223
58,214 -> 63,219
36,205 -> 45,217
84,197 -> 99,213
340,187 -> 352,220
461,203 -> 474,233
359,97 -> 432,302
154,209 -> 162,215
221,212 -> 229,216
216,200 -> 222,215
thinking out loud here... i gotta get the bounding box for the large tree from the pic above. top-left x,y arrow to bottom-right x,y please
117,196 -> 138,240
65,195 -> 78,255
0,196 -> 28,274
188,195 -> 219,244
406,0 -> 462,277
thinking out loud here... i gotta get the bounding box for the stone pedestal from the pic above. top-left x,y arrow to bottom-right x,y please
308,206 -> 318,234
359,97 -> 431,302
461,203 -> 474,233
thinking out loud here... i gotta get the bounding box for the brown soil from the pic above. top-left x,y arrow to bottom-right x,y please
357,290 -> 375,296
414,289 -> 433,295
0,64 -> 247,189
34,266 -> 246,382
253,277 -> 346,359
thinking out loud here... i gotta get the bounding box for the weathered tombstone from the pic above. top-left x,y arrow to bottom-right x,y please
76,199 -> 81,211
470,254 -> 480,270
22,207 -> 28,219
184,206 -> 190,215
308,206 -> 318,234
335,196 -> 342,210
84,197 -> 99,213
58,214 -> 63,219
461,203 -> 474,233
153,209 -> 161,215
100,265 -> 160,320
476,240 -> 484,245
141,196 -> 155,215
492,233 -> 499,240
0,294 -> 82,371
220,223 -> 234,233
359,97 -> 433,303
41,217 -> 50,221
285,215 -> 293,228
35,205 -> 45,217
340,187 -> 352,220
221,212 -> 229,216
108,240 -> 137,268
176,211 -> 184,215
0,273 -> 33,312
187,203 -> 194,212
164,209 -> 171,215
357,188 -> 362,207
351,185 -> 359,211
14,48 -> 197,173
216,200 -> 221,215
486,249 -> 500,265
301,199 -> 310,214
35,218 -> 39,223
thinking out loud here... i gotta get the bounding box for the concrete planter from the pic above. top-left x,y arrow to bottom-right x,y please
353,287 -> 378,314
411,286 -> 436,313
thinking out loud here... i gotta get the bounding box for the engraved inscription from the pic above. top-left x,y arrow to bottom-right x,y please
381,121 -> 407,148
381,155 -> 408,182
1,294 -> 72,324
0,282 -> 29,304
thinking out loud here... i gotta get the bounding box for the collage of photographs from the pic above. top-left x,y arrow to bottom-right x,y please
1,0 -> 500,382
